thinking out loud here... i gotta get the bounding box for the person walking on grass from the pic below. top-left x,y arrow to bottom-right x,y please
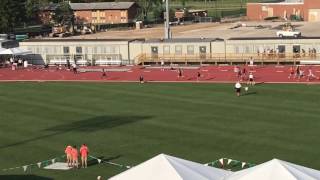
80,144 -> 89,168
235,81 -> 242,97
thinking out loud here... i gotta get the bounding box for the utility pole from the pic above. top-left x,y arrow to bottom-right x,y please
164,0 -> 171,39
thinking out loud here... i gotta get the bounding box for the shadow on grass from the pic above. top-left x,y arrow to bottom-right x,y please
242,91 -> 257,96
0,115 -> 152,149
0,175 -> 53,180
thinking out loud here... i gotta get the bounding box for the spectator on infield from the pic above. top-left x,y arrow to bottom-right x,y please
72,145 -> 79,168
235,81 -> 242,97
80,144 -> 89,168
65,145 -> 73,167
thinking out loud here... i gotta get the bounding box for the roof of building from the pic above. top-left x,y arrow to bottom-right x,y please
249,0 -> 304,5
145,38 -> 224,43
21,38 -> 144,43
40,3 -> 59,11
70,2 -> 137,11
228,36 -> 320,40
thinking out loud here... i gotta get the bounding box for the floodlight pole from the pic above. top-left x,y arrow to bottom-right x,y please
164,0 -> 172,39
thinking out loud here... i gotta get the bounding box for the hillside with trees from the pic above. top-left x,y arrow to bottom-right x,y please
0,0 -> 271,33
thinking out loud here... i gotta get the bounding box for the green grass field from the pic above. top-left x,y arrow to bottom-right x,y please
0,82 -> 320,180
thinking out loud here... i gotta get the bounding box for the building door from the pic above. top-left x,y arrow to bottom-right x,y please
151,46 -> 158,59
293,45 -> 300,58
199,46 -> 206,59
278,45 -> 285,58
308,9 -> 320,22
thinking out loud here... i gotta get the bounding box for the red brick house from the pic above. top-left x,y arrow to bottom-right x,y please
39,2 -> 139,25
247,0 -> 320,21
71,2 -> 139,24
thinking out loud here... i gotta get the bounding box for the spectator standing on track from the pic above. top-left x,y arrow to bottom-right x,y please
248,72 -> 255,85
67,60 -> 71,70
65,145 -> 73,167
101,69 -> 107,79
72,145 -> 79,168
80,144 -> 89,168
139,75 -> 144,83
10,57 -> 13,65
161,60 -> 165,71
288,66 -> 295,79
235,81 -> 242,97
295,66 -> 300,79
242,67 -> 247,80
72,63 -> 77,74
197,71 -> 201,81
178,68 -> 183,79
298,68 -> 304,80
307,67 -> 317,81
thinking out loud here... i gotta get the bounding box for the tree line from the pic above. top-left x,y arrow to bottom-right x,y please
0,0 -> 237,33
0,0 -> 169,33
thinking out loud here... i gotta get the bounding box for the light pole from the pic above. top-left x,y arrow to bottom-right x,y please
164,0 -> 171,39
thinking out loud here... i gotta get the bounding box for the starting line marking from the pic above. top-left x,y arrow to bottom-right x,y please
276,71 -> 284,73
143,71 -> 151,73
220,70 -> 228,72
202,70 -> 209,72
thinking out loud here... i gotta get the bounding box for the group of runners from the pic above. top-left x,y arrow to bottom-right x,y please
288,66 -> 319,81
65,144 -> 89,169
234,65 -> 255,85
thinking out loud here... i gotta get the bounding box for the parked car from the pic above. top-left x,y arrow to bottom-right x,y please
276,30 -> 301,38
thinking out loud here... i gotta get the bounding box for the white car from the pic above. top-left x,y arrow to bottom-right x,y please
276,30 -> 301,38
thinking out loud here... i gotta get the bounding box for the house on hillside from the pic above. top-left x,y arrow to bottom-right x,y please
247,0 -> 320,21
71,2 -> 139,24
38,2 -> 139,25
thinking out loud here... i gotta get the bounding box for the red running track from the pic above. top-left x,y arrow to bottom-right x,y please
0,65 -> 320,84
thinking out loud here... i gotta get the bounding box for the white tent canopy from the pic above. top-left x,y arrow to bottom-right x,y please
0,48 -> 5,53
224,159 -> 320,180
0,47 -> 32,55
109,154 -> 232,180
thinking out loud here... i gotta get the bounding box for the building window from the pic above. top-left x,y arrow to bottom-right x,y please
163,45 -> 170,54
151,46 -> 158,54
63,47 -> 69,54
76,47 -> 82,54
187,45 -> 194,55
244,46 -> 250,53
262,6 -> 268,11
175,45 -> 182,55
235,46 -> 239,54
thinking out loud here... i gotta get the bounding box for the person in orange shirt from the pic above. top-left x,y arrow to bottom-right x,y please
80,144 -> 89,168
71,145 -> 79,168
64,145 -> 73,167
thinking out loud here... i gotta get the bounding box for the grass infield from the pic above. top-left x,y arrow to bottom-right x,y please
0,82 -> 320,180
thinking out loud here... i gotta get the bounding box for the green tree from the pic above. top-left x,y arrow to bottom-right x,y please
53,1 -> 74,24
136,0 -> 163,21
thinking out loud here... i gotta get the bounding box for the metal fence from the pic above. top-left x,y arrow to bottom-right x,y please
45,54 -> 124,66
136,53 -> 320,65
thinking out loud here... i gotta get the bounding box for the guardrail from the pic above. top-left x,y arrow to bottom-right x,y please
135,53 -> 320,65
